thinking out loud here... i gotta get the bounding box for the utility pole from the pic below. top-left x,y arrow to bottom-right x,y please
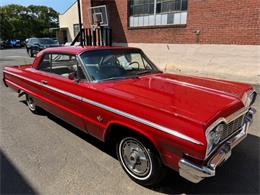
77,0 -> 83,46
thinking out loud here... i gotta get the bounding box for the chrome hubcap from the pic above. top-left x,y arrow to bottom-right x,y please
27,96 -> 36,111
120,138 -> 151,177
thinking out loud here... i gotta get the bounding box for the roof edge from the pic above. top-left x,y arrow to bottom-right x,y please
60,0 -> 77,15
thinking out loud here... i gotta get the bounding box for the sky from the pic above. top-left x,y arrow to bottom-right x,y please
0,0 -> 76,14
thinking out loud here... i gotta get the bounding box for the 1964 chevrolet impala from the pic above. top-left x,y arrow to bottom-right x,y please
3,46 -> 257,186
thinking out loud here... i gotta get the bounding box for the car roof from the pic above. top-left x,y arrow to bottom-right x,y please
42,46 -> 139,55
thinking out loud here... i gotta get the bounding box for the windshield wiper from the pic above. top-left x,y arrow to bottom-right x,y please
99,77 -> 125,82
99,75 -> 138,82
135,70 -> 153,75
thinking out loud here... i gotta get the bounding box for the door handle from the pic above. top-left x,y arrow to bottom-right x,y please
40,80 -> 48,85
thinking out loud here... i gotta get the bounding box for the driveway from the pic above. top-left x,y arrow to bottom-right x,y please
0,49 -> 259,194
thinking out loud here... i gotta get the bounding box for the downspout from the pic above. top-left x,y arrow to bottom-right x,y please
77,0 -> 83,46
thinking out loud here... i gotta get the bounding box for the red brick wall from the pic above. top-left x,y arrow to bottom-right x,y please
82,0 -> 260,45
81,0 -> 92,28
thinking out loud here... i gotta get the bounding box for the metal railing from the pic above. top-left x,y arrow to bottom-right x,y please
71,27 -> 112,46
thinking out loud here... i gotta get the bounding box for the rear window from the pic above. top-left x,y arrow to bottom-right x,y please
29,38 -> 39,44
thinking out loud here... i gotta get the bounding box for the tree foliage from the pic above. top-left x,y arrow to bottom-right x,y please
0,4 -> 59,40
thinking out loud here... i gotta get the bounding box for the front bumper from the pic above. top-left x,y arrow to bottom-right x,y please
178,108 -> 255,183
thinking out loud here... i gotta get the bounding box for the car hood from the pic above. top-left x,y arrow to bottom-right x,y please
99,73 -> 251,126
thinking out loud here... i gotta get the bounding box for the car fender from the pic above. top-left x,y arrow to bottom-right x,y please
104,120 -> 162,154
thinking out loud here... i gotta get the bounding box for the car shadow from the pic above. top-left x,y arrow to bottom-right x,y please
0,58 -> 16,62
46,111 -> 117,159
152,134 -> 260,194
20,103 -> 260,194
19,100 -> 50,116
0,150 -> 37,195
20,101 -> 116,157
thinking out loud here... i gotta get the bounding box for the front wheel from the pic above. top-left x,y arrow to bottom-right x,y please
116,136 -> 166,186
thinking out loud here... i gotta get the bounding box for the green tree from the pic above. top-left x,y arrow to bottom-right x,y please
0,4 -> 59,40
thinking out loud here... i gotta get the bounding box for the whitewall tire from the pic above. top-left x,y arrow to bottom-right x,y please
116,136 -> 165,186
26,95 -> 40,114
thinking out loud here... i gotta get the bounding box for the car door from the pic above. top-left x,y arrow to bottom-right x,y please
31,52 -> 86,131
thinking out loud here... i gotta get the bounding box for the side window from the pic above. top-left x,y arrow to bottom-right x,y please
37,54 -> 51,72
30,38 -> 38,44
37,53 -> 86,80
51,54 -> 78,78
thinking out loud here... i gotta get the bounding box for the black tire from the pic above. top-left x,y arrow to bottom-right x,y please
116,136 -> 166,186
26,94 -> 40,114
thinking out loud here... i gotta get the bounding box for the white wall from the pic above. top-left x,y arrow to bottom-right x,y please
59,2 -> 79,42
114,43 -> 260,84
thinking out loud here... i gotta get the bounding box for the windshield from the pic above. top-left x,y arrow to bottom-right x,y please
80,48 -> 160,81
39,38 -> 56,45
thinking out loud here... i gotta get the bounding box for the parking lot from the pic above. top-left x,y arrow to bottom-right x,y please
1,48 -> 259,194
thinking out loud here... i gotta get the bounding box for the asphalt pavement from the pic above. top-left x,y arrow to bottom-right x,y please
0,48 -> 259,194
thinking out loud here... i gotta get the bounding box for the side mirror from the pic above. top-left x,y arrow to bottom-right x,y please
68,72 -> 76,80
68,72 -> 80,83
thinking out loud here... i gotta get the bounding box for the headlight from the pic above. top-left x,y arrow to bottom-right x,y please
206,123 -> 224,156
242,90 -> 257,107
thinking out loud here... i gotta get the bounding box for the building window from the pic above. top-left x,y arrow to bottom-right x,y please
129,0 -> 188,27
73,24 -> 80,37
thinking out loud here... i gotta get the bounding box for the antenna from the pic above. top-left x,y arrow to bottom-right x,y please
77,0 -> 83,46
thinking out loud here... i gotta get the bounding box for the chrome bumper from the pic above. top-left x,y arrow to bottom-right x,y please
178,108 -> 255,183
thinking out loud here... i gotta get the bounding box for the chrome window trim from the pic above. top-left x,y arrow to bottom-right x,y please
3,70 -> 203,146
77,48 -> 161,83
76,54 -> 92,82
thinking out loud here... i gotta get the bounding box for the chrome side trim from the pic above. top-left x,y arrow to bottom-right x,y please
3,70 -> 203,145
153,75 -> 240,99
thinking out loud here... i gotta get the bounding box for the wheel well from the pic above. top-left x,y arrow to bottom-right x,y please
18,90 -> 26,98
105,124 -> 160,156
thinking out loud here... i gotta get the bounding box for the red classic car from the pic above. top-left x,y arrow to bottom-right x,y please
3,46 -> 257,186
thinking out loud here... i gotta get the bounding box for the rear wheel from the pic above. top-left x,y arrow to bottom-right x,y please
26,95 -> 40,114
116,136 -> 166,186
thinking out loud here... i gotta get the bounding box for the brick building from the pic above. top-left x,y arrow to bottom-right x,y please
79,0 -> 260,84
81,0 -> 260,45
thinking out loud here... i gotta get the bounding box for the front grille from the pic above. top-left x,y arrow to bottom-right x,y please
221,115 -> 245,140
